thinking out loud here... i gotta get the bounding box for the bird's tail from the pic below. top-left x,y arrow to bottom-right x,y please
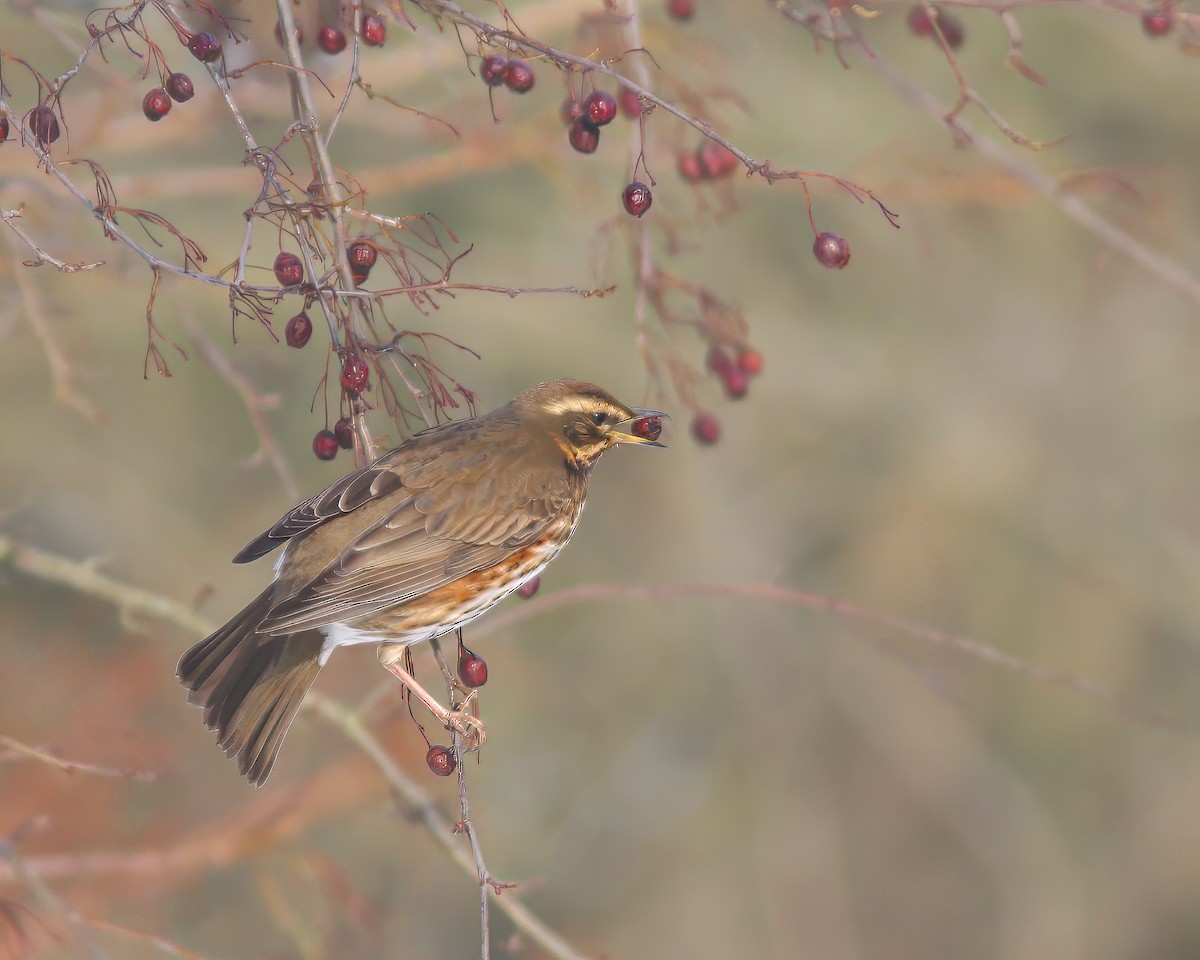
177,588 -> 324,785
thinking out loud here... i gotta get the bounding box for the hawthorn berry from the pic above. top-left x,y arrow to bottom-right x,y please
318,25 -> 348,53
667,0 -> 696,20
813,231 -> 851,270
517,576 -> 541,599
568,118 -> 600,153
187,31 -> 222,63
722,368 -> 749,400
362,14 -> 386,46
273,251 -> 303,286
284,312 -> 312,348
340,354 -> 369,393
906,5 -> 936,36
737,348 -> 764,376
622,181 -> 653,218
347,240 -> 377,271
426,745 -> 457,776
313,429 -> 339,460
691,412 -> 721,445
274,19 -> 303,48
164,73 -> 194,103
0,118 -> 7,143
1142,8 -> 1173,35
678,151 -> 704,181
503,58 -> 536,93
458,650 -> 488,688
706,346 -> 734,376
480,54 -> 508,87
583,90 -> 618,126
618,86 -> 643,118
631,416 -> 663,442
699,141 -> 738,178
333,416 -> 355,449
28,106 -> 59,146
142,88 -> 172,122
937,12 -> 965,47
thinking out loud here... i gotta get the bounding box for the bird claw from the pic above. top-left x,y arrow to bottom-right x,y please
442,707 -> 486,750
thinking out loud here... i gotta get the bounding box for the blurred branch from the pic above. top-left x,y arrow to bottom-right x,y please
0,736 -> 159,782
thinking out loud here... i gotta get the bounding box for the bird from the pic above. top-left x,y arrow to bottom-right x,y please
178,379 -> 666,785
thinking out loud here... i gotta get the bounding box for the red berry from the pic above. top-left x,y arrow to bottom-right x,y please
737,348 -> 763,376
142,88 -> 172,122
347,240 -> 377,270
691,412 -> 721,445
622,181 -> 653,217
273,251 -> 303,286
560,97 -> 585,125
333,417 -> 355,449
813,231 -> 851,270
284,312 -> 312,348
722,368 -> 749,400
631,416 -> 663,442
583,90 -> 618,127
706,345 -> 734,376
1142,8 -> 1173,34
426,745 -> 456,776
937,12 -> 965,47
667,0 -> 696,19
0,117 -> 8,143
164,73 -> 194,102
677,151 -> 704,181
318,25 -> 347,53
340,354 -> 369,392
906,5 -> 935,36
568,118 -> 600,153
698,141 -> 738,178
274,19 -> 303,48
503,58 -> 535,93
28,106 -> 59,146
458,651 -> 488,688
517,576 -> 541,599
618,86 -> 643,118
187,31 -> 222,63
361,14 -> 386,46
480,54 -> 508,86
313,429 -> 339,460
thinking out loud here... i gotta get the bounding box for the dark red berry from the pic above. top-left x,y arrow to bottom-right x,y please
691,412 -> 721,445
698,141 -> 738,178
333,417 -> 355,449
458,651 -> 488,688
706,346 -> 734,376
503,58 -> 535,93
813,231 -> 851,270
313,429 -> 339,460
361,14 -> 386,46
340,354 -> 369,392
667,0 -> 696,19
722,368 -> 749,400
426,745 -> 456,776
568,118 -> 600,153
631,416 -> 663,442
142,88 -> 172,122
1142,8 -> 1173,34
0,117 -> 8,143
937,12 -> 965,47
187,31 -> 222,63
284,312 -> 312,348
618,86 -> 643,118
583,90 -> 618,127
347,240 -> 377,270
274,19 -> 303,48
622,181 -> 653,218
678,151 -> 704,181
164,73 -> 194,103
480,54 -> 508,86
28,106 -> 59,146
318,24 -> 348,53
906,5 -> 935,36
517,576 -> 541,599
737,348 -> 763,376
560,97 -> 585,125
273,251 -> 303,286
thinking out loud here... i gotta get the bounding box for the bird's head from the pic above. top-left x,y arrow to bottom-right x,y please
514,379 -> 668,469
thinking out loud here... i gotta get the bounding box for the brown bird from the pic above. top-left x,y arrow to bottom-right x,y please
178,380 -> 665,784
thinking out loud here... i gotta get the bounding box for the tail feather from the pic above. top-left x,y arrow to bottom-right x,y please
178,590 -> 324,786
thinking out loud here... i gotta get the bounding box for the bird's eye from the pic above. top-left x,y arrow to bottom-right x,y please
590,411 -> 608,427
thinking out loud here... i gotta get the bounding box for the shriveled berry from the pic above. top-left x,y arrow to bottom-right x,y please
274,19 -> 303,47
813,231 -> 851,270
722,368 -> 749,400
583,90 -> 618,126
333,416 -> 355,449
340,354 -> 369,392
678,151 -> 704,181
480,54 -> 508,86
273,251 -> 303,286
28,106 -> 60,146
187,31 -> 222,63
347,240 -> 377,271
517,576 -> 541,599
142,88 -> 172,122
737,348 -> 763,376
426,745 -> 456,776
1142,8 -> 1173,35
560,97 -> 585,125
667,0 -> 696,19
362,14 -> 386,46
568,118 -> 600,153
622,180 -> 653,217
284,312 -> 312,348
318,24 -> 347,53
458,651 -> 488,688
691,412 -> 721,445
503,58 -> 535,93
164,73 -> 194,103
0,117 -> 8,143
313,429 -> 339,460
618,85 -> 643,118
631,416 -> 663,442
906,5 -> 936,36
698,141 -> 738,178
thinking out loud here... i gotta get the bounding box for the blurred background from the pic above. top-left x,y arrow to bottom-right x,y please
2,1 -> 1199,958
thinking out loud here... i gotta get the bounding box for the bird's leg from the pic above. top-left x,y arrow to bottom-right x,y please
378,642 -> 486,747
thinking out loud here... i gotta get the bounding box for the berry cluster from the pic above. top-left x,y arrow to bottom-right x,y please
563,89 -> 620,154
678,140 -> 739,182
480,54 -> 536,94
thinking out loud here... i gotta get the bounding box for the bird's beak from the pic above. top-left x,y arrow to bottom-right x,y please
610,408 -> 670,448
